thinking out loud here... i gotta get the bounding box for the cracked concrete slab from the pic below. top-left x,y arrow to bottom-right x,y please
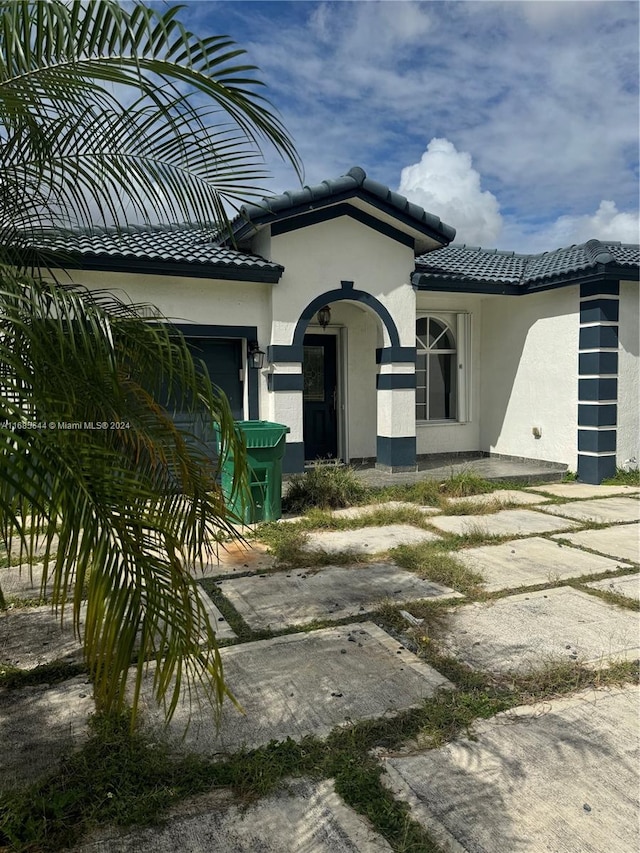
436,586 -> 640,673
429,508 -> 580,537
137,622 -> 452,755
74,778 -> 393,853
0,677 -> 94,791
0,605 -> 84,669
382,685 -> 640,853
586,573 -> 640,603
445,489 -> 547,507
216,563 -> 462,630
553,523 -> 639,563
527,483 -> 640,499
538,497 -> 640,524
302,524 -> 441,555
331,501 -> 441,519
455,537 -> 627,593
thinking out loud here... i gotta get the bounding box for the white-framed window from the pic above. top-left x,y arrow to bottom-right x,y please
416,313 -> 470,423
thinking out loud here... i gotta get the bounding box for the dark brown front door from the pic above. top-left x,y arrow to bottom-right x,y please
303,334 -> 338,461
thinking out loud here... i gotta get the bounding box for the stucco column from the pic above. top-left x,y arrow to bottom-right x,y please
577,278 -> 619,484
375,346 -> 417,471
266,344 -> 305,472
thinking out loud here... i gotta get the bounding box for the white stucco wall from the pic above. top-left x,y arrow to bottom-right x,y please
269,216 -> 416,346
618,280 -> 639,467
56,268 -> 274,420
414,292 -> 483,455
479,286 -> 579,466
267,216 -> 417,455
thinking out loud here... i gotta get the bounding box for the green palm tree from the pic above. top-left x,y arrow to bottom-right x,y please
0,0 -> 300,723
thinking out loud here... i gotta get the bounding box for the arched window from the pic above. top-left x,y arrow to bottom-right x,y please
416,316 -> 457,420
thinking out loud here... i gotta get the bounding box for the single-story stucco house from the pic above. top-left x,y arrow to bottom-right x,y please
37,167 -> 639,484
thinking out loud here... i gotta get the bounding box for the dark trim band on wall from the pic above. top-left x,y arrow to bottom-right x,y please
577,454 -> 617,484
376,373 -> 416,390
578,378 -> 618,401
578,352 -> 618,375
578,325 -> 618,350
267,373 -> 304,392
267,344 -> 304,363
283,441 -> 305,473
168,323 -> 259,420
292,287 -> 402,348
580,281 -> 620,299
579,299 -> 619,324
376,346 -> 416,364
271,203 -> 415,248
578,429 -> 617,453
577,403 -> 617,427
376,435 -> 416,471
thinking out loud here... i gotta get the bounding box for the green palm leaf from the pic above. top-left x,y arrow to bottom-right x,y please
0,1 -> 300,724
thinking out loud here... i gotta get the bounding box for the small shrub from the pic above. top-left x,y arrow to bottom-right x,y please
283,462 -> 368,512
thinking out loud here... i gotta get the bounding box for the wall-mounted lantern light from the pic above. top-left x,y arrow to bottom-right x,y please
317,305 -> 331,330
247,340 -> 265,369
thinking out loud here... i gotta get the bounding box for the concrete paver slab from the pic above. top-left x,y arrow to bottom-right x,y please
0,562 -> 47,600
0,605 -> 84,669
446,489 -> 547,507
216,563 -> 462,630
527,483 -> 640,499
138,622 -> 452,755
538,497 -> 640,524
192,540 -> 276,578
455,537 -> 627,593
553,523 -> 640,563
0,677 -> 94,790
302,524 -> 441,555
437,586 -> 639,673
429,508 -> 580,537
74,779 -> 393,853
586,573 -> 640,603
331,501 -> 440,519
383,686 -> 640,853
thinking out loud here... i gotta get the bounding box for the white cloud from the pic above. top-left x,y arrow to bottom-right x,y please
503,201 -> 640,253
398,139 -> 502,245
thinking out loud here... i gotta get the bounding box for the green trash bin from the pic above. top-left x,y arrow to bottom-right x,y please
217,421 -> 290,523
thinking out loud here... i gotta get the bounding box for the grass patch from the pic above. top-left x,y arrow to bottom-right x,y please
2,653 -> 637,853
283,462 -> 369,513
391,543 -> 483,596
602,468 -> 640,487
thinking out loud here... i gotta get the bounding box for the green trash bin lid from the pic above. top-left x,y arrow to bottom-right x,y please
233,420 -> 290,448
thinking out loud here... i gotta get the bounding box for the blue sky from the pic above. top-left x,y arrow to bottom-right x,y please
173,0 -> 638,252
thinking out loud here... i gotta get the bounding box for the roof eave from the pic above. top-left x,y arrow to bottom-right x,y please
43,253 -> 284,283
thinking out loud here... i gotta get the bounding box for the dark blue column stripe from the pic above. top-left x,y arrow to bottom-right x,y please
267,344 -> 304,363
578,378 -> 617,401
376,374 -> 416,390
579,299 -> 619,324
580,281 -> 620,299
283,441 -> 305,473
578,404 -> 617,427
577,454 -> 617,485
376,346 -> 416,364
578,429 -> 617,453
376,436 -> 416,471
267,374 -> 304,392
579,326 -> 618,350
578,352 -> 618,375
